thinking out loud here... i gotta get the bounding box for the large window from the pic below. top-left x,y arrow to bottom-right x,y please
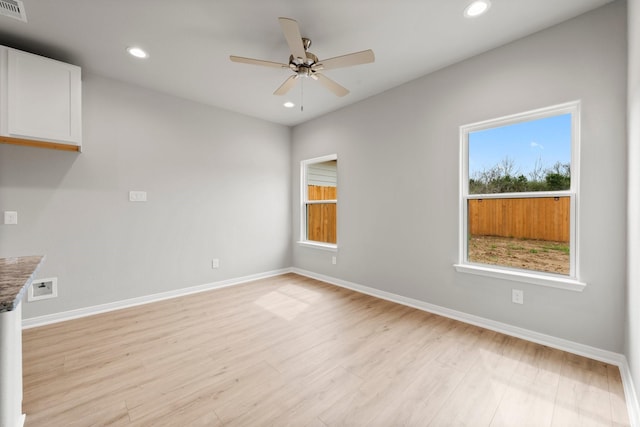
456,101 -> 584,290
300,155 -> 337,249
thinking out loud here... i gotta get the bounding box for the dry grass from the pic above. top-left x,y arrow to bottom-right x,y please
468,235 -> 569,274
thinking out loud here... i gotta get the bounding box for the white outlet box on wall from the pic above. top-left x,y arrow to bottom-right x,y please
3,211 -> 17,224
129,191 -> 147,202
28,277 -> 58,301
512,289 -> 524,305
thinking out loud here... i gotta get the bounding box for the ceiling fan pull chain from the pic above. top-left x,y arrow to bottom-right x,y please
301,79 -> 304,112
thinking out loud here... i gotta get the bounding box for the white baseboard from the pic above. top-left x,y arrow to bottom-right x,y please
620,361 -> 640,427
292,268 -> 640,426
22,268 -> 293,329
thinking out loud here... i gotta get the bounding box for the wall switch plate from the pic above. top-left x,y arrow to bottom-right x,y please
28,277 -> 58,302
332,256 -> 337,265
512,289 -> 524,305
212,258 -> 219,269
129,191 -> 147,202
4,211 -> 17,224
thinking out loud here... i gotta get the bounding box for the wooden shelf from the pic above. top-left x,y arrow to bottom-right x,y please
0,135 -> 80,152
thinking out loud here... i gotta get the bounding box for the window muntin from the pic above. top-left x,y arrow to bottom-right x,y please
460,102 -> 579,279
301,155 -> 337,247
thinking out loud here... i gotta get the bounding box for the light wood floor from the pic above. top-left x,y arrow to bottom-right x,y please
22,273 -> 629,426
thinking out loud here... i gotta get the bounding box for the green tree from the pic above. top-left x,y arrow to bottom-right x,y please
470,158 -> 570,194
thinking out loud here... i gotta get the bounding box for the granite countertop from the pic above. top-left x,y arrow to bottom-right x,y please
0,256 -> 44,313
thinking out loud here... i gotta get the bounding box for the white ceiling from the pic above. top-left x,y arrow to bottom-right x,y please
0,0 -> 615,126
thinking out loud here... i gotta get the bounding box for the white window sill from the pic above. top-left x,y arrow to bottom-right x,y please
453,263 -> 586,292
297,241 -> 338,252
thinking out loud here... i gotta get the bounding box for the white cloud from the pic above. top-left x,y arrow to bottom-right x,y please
530,141 -> 544,150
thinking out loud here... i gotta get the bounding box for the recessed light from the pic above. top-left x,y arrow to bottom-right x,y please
283,101 -> 295,108
127,47 -> 148,59
464,0 -> 491,18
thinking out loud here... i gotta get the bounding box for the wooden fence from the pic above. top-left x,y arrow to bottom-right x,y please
468,196 -> 570,242
307,185 -> 337,244
308,185 -> 336,201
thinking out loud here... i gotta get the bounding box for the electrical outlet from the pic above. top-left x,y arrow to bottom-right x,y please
28,278 -> 58,301
212,258 -> 219,269
4,211 -> 17,224
512,289 -> 524,305
332,256 -> 337,265
129,191 -> 147,202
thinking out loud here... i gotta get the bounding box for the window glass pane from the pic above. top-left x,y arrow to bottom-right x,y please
468,114 -> 572,194
306,203 -> 337,244
303,157 -> 337,245
307,160 -> 337,200
467,196 -> 570,275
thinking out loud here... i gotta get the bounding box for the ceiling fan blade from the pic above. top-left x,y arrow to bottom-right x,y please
274,75 -> 298,96
314,73 -> 349,97
230,56 -> 288,68
278,17 -> 307,61
315,49 -> 375,70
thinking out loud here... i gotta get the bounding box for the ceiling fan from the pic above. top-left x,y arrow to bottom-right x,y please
230,17 -> 375,97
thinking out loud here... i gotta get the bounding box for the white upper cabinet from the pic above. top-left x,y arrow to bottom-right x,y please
0,46 -> 82,149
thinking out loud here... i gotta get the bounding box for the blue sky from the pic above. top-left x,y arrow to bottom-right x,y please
468,113 -> 572,179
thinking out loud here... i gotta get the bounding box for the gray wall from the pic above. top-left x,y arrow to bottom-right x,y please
0,1 -> 628,357
627,0 -> 640,404
292,2 -> 627,352
0,74 -> 292,318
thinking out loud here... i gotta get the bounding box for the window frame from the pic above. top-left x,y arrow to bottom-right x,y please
454,101 -> 586,291
298,154 -> 338,251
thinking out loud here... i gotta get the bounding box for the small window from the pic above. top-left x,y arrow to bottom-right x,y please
300,155 -> 337,249
457,101 -> 582,288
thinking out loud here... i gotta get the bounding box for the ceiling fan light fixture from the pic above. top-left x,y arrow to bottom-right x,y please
283,101 -> 295,108
464,0 -> 491,18
127,46 -> 148,59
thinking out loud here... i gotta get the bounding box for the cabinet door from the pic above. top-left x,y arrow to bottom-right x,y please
7,49 -> 81,145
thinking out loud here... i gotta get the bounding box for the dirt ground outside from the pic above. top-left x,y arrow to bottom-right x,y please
468,235 -> 569,275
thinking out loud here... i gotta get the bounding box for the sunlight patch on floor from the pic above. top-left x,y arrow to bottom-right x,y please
254,285 -> 321,321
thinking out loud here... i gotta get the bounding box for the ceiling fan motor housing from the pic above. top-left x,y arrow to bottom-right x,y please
290,50 -> 319,77
290,50 -> 317,65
